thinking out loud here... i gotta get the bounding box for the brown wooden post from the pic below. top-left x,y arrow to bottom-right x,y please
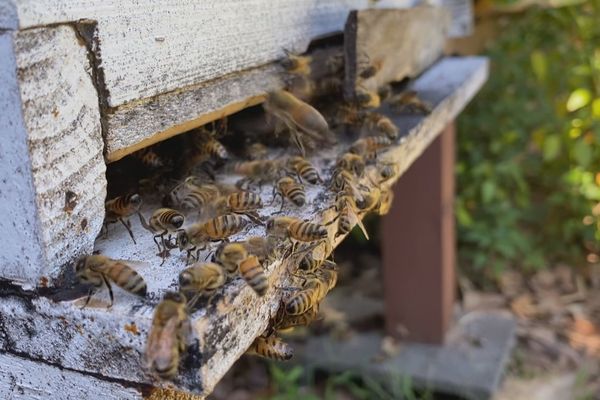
382,122 -> 456,344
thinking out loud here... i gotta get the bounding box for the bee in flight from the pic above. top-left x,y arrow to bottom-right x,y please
74,255 -> 147,308
263,90 -> 334,156
145,291 -> 190,381
104,193 -> 142,244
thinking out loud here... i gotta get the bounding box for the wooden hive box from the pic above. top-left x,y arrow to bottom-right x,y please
0,0 -> 485,398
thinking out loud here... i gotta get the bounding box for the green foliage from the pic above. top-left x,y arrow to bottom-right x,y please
457,0 -> 600,275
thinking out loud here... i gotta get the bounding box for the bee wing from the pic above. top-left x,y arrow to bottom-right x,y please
145,318 -> 179,370
348,206 -> 369,240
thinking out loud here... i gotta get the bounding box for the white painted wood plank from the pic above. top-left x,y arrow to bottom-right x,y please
0,57 -> 488,397
8,0 -> 415,107
0,352 -> 143,400
3,25 -> 106,286
0,31 -> 46,285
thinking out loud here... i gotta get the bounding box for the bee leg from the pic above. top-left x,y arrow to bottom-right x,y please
102,275 -> 114,308
80,288 -> 95,309
119,218 -> 137,244
187,293 -> 202,310
152,234 -> 163,253
290,128 -> 306,157
242,211 -> 264,226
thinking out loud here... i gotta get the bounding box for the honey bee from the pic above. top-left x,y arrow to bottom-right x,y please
281,51 -> 312,76
359,58 -> 383,80
214,242 -> 248,275
325,194 -> 369,240
246,335 -> 294,361
349,136 -> 392,160
273,176 -> 306,209
245,142 -> 269,160
298,253 -> 336,273
178,262 -> 226,307
266,216 -> 328,244
145,291 -> 190,381
139,208 -> 185,254
243,235 -> 277,263
328,169 -> 364,202
177,214 -> 249,260
144,292 -> 191,380
239,255 -> 268,297
286,74 -> 315,101
190,128 -> 229,160
230,159 -> 281,189
284,277 -> 328,315
104,193 -> 142,244
75,255 -> 147,308
287,156 -> 321,184
364,112 -> 399,140
355,89 -> 381,109
388,90 -> 432,114
377,163 -> 399,183
336,152 -> 366,177
377,189 -> 394,216
131,147 -> 164,168
165,180 -> 221,212
212,191 -> 264,224
263,90 -> 333,156
273,306 -> 319,331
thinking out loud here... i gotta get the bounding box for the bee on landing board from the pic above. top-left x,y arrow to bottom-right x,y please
145,291 -> 190,381
74,255 -> 147,308
104,193 -> 142,244
246,335 -> 294,361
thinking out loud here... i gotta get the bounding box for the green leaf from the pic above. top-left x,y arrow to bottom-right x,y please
566,88 -> 592,112
530,50 -> 547,82
481,180 -> 496,203
573,139 -> 592,166
543,134 -> 561,161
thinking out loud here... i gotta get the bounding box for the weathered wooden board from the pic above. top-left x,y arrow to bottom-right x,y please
0,57 -> 488,397
0,351 -> 144,400
344,6 -> 450,99
104,64 -> 281,162
3,0 -> 415,108
0,26 -> 105,287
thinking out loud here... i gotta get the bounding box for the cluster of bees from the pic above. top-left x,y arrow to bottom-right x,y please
72,46 -> 431,383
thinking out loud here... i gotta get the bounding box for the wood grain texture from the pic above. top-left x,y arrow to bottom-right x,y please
0,352 -> 143,400
104,64 -> 281,162
0,31 -> 46,285
5,0 -> 414,108
0,56 -> 488,397
12,25 -> 106,284
344,6 -> 450,99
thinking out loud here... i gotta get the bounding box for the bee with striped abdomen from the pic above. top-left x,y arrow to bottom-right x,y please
104,193 -> 142,244
214,242 -> 248,276
131,147 -> 165,168
349,136 -> 392,161
246,335 -> 294,361
298,253 -> 336,273
388,90 -> 432,114
212,191 -> 264,224
178,262 -> 226,308
145,291 -> 190,381
177,214 -> 249,260
139,208 -> 184,261
273,306 -> 319,332
239,255 -> 268,297
272,176 -> 306,210
287,156 -> 321,184
325,194 -> 369,240
364,112 -> 399,140
75,255 -> 147,308
266,216 -> 328,244
230,159 -> 281,190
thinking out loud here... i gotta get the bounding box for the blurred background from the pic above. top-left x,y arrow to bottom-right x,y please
210,0 -> 600,398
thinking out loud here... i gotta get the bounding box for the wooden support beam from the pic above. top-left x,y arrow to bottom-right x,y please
382,123 -> 456,344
